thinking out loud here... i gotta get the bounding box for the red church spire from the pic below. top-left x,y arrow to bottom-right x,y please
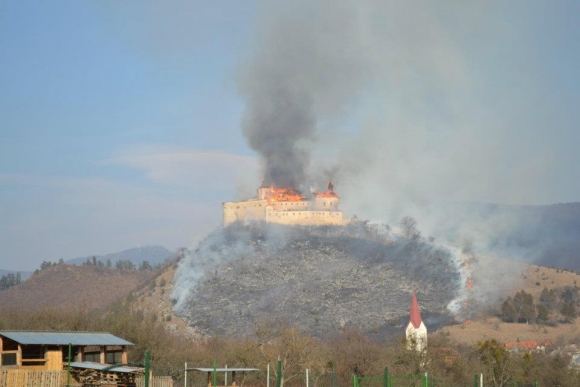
409,292 -> 423,329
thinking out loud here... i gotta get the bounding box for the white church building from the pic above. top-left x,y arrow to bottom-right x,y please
405,292 -> 428,352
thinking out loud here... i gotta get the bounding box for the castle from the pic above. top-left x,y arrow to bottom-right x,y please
222,181 -> 347,226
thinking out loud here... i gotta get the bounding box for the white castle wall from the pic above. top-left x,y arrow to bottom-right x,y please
222,189 -> 345,226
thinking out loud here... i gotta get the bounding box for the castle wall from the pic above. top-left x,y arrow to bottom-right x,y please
269,201 -> 312,212
265,208 -> 344,226
223,188 -> 345,226
314,196 -> 339,210
223,200 -> 267,225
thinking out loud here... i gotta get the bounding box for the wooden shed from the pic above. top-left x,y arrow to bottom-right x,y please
0,331 -> 132,370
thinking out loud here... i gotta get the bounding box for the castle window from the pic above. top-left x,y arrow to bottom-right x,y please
323,202 -> 326,207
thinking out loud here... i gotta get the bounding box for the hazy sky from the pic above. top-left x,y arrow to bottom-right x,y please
1,1 -> 579,271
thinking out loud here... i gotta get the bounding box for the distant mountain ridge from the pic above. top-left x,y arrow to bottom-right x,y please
66,246 -> 174,267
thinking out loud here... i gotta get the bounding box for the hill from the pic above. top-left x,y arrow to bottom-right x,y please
171,222 -> 467,338
442,264 -> 580,346
130,257 -> 198,338
66,246 -> 174,267
0,264 -> 159,311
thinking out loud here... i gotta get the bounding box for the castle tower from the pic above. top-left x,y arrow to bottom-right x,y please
257,180 -> 271,200
405,292 -> 427,352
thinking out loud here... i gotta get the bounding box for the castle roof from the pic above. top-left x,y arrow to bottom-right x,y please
409,292 -> 423,329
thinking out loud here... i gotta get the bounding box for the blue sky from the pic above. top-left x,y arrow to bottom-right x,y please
1,1 -> 579,271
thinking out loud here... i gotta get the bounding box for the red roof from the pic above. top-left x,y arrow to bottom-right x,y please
505,340 -> 551,350
409,292 -> 423,329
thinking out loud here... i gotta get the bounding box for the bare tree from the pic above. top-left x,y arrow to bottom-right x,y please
255,320 -> 327,387
399,216 -> 418,239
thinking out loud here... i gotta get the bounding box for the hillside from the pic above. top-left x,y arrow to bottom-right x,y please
441,265 -> 580,346
171,222 -> 467,338
131,259 -> 198,338
0,264 -> 158,311
66,246 -> 174,267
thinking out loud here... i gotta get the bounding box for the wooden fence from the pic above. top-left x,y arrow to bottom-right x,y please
0,369 -> 172,387
0,369 -> 65,387
136,376 -> 174,387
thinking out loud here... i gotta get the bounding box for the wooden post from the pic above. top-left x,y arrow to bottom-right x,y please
232,371 -> 237,387
17,344 -> 22,367
77,346 -> 84,362
67,343 -> 72,387
213,359 -> 217,387
121,346 -> 128,364
144,350 -> 150,387
99,346 -> 106,364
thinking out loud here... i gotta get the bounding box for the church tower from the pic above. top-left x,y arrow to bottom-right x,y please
405,292 -> 427,352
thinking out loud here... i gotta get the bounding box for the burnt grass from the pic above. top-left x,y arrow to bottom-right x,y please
174,221 -> 460,339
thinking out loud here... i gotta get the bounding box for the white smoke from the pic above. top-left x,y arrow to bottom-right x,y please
234,0 -> 564,309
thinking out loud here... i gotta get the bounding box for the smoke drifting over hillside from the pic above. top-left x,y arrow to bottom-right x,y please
172,222 -> 473,337
237,1 -> 579,266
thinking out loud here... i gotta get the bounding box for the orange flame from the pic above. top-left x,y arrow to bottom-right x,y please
462,258 -> 473,290
314,190 -> 339,198
267,186 -> 305,202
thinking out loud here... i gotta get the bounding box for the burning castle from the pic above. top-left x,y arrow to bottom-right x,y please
222,181 -> 347,226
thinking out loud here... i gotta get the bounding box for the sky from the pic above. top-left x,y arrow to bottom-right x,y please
1,1 -> 579,271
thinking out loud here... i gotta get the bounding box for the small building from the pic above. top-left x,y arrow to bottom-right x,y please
405,292 -> 427,352
0,331 -> 131,370
504,339 -> 551,354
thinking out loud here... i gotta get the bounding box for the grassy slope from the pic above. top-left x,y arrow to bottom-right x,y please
0,264 -> 157,311
130,261 -> 199,338
441,264 -> 580,346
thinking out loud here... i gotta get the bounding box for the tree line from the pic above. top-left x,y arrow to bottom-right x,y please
501,286 -> 578,325
33,257 -> 156,275
1,303 -> 579,387
0,272 -> 21,291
